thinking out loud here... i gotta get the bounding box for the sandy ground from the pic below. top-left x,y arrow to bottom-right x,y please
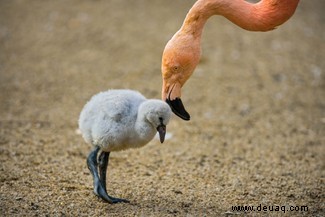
0,0 -> 324,216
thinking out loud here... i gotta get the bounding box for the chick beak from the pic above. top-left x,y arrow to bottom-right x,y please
156,124 -> 166,143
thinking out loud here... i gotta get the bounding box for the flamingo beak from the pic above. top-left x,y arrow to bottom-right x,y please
165,85 -> 190,121
156,124 -> 166,143
166,97 -> 190,121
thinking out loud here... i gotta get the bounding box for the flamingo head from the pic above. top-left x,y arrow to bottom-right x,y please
161,40 -> 200,121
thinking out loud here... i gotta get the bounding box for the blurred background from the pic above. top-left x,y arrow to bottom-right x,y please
0,0 -> 324,216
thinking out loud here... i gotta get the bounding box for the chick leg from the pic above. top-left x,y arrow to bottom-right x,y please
87,147 -> 122,203
98,151 -> 109,191
98,151 -> 130,203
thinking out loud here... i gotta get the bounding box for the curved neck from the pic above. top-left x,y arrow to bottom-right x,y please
179,0 -> 213,38
219,0 -> 300,31
179,0 -> 299,36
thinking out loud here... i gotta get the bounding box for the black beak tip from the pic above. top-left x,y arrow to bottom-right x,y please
157,125 -> 166,143
166,97 -> 190,121
160,136 -> 165,144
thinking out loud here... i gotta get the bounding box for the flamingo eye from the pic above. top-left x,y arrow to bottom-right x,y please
172,65 -> 180,72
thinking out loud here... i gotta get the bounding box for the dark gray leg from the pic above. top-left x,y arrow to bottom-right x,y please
98,151 -> 109,191
98,151 -> 129,203
87,147 -> 129,203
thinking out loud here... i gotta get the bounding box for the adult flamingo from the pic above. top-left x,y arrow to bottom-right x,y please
161,0 -> 300,120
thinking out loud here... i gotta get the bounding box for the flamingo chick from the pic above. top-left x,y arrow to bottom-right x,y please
78,89 -> 172,203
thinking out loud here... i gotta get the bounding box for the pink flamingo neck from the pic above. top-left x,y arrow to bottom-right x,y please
179,0 -> 300,38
